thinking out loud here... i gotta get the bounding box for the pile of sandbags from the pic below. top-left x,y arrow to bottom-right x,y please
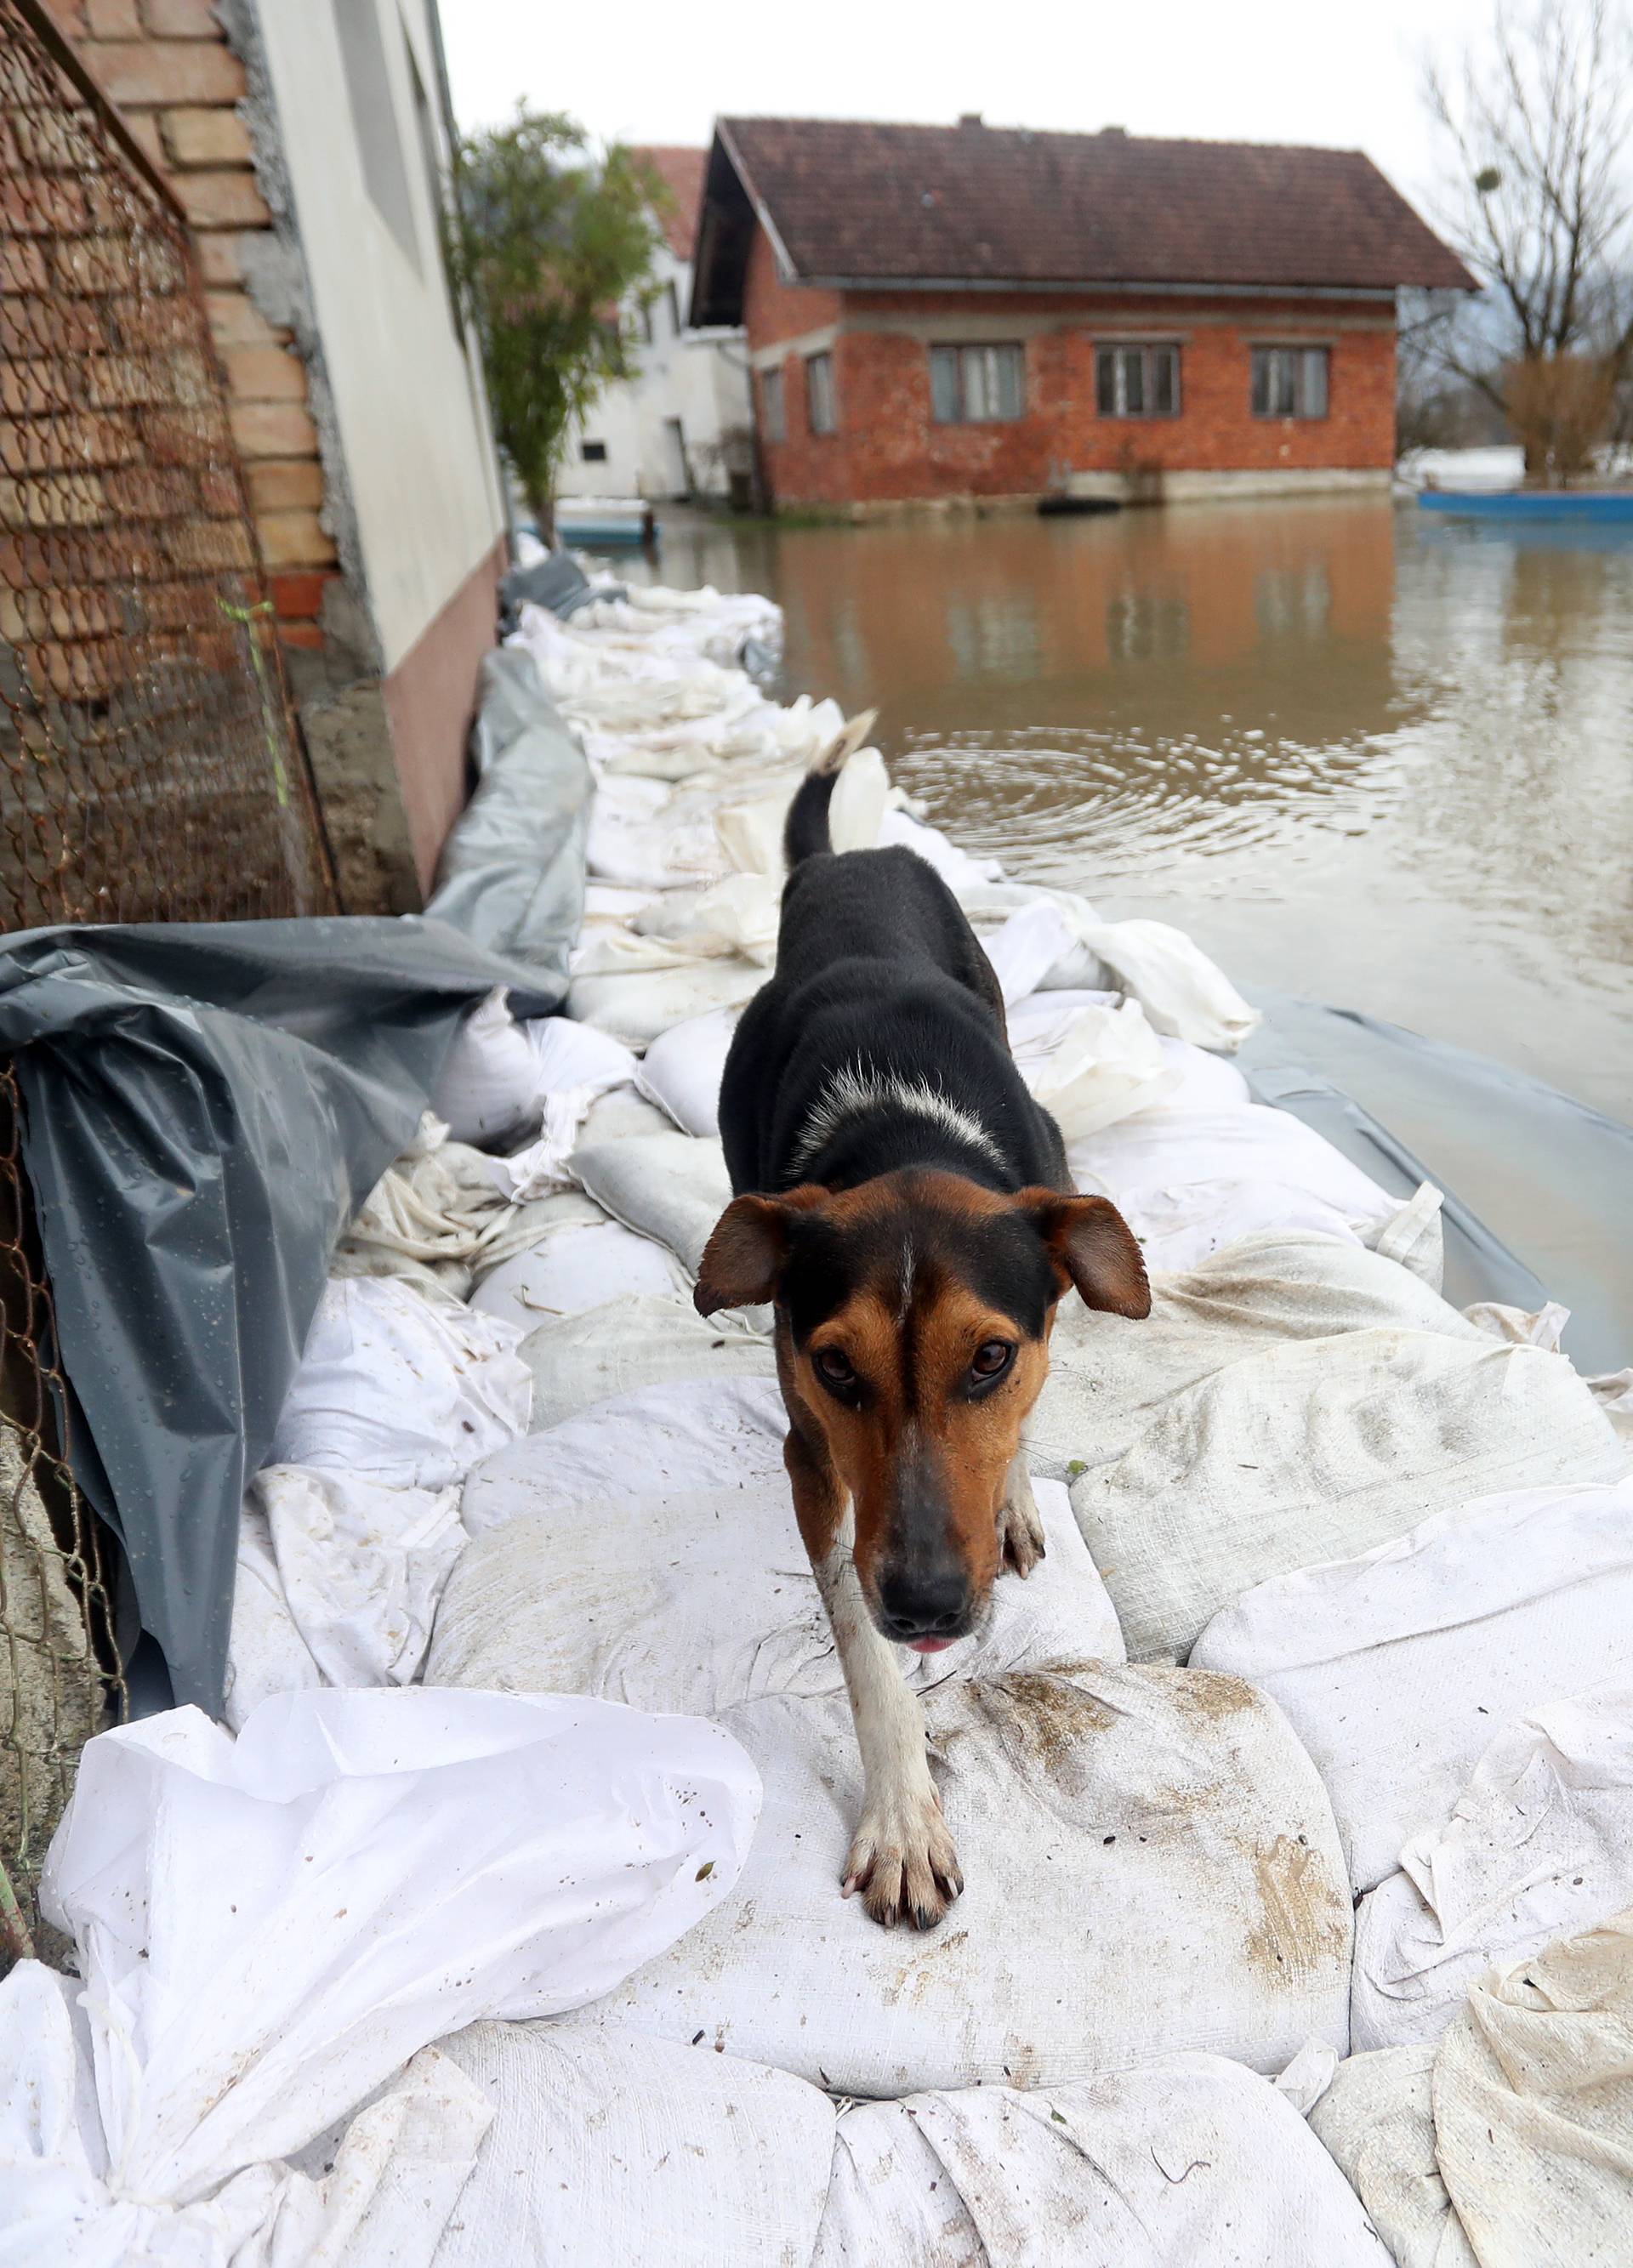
181,568 -> 1633,2263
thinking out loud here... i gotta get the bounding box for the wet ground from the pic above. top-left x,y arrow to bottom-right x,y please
632,497 -> 1633,1128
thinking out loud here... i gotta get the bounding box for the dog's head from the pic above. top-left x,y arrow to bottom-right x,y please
695,1169 -> 1148,1651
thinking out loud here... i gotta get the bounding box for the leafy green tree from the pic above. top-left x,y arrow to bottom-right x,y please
448,110 -> 664,534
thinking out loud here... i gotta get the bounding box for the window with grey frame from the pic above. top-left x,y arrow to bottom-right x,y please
760,366 -> 786,444
333,0 -> 419,268
805,350 -> 837,434
1095,343 -> 1181,418
930,341 -> 1026,423
1251,345 -> 1329,419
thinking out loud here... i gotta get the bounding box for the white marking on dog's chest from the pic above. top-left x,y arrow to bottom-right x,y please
788,1062 -> 1003,1178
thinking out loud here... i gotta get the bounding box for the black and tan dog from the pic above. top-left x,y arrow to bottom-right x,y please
696,718 -> 1150,1930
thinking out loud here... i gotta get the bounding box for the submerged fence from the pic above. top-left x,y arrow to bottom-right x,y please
0,0 -> 339,1957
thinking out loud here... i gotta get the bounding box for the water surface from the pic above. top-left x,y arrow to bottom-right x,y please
633,499 -> 1633,1124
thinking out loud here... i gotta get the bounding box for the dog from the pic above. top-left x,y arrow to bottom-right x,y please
695,715 -> 1151,1930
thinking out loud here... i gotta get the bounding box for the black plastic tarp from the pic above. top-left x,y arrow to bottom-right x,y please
0,917 -> 560,1718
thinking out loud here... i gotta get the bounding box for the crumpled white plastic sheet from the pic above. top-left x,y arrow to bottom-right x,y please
0,1689 -> 760,2268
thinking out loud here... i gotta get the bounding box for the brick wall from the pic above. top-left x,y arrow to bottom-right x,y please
743,232 -> 1398,508
44,0 -> 338,650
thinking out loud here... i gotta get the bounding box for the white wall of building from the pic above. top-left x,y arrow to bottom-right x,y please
556,239 -> 754,502
253,0 -> 506,673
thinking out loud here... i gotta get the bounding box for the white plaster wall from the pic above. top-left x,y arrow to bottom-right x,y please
558,242 -> 754,500
254,0 -> 505,673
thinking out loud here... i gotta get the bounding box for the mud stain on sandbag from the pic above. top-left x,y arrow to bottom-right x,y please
963,1670 -> 1118,1793
1146,1665 -> 1260,1725
1243,1833 -> 1350,1983
881,1927 -> 972,2010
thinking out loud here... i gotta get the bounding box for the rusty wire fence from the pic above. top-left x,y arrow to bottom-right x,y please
0,0 -> 339,1961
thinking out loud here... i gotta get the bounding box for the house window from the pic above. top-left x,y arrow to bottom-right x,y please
663,280 -> 681,337
761,367 -> 786,445
1095,344 -> 1181,418
1252,345 -> 1329,419
333,0 -> 419,267
806,351 -> 837,434
581,440 -> 607,463
930,342 -> 1026,423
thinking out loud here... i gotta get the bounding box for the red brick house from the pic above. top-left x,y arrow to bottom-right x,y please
690,117 -> 1475,512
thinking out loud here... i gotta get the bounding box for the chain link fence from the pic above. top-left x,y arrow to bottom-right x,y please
1,0 -> 339,1959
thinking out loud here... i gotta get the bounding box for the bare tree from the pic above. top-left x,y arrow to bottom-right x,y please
1424,0 -> 1633,477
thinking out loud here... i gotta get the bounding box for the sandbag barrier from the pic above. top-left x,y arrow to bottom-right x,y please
6,567 -> 1630,2265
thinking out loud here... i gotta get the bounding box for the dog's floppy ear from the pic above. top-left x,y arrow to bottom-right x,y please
694,1188 -> 825,1315
1017,1190 -> 1151,1318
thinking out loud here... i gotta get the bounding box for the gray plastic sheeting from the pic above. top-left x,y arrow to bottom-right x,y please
1242,990 -> 1633,1375
425,645 -> 594,982
0,918 -> 560,1717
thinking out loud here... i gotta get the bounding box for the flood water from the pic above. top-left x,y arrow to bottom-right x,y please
637,498 -> 1633,1127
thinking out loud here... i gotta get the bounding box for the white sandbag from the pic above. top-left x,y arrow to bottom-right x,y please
634,1004 -> 737,1135
432,2025 -> 834,2268
1075,1337 -> 1622,1669
2,1689 -> 759,2268
1352,1687 -> 1633,2050
984,901 -> 1082,1007
1068,1104 -> 1397,1274
815,2055 -> 1385,2266
270,1278 -> 532,1490
1461,1297 -> 1572,1350
469,1219 -> 690,1329
521,1013 -> 638,1097
568,1131 -> 732,1279
555,1667 -> 1352,2095
1073,916 -> 1260,1050
829,742 -> 890,853
1191,1480 -> 1633,1892
225,1468 -> 464,1731
567,957 -> 765,1045
578,1083 -> 675,1144
517,1294 -> 777,1433
879,805 -> 1003,886
1017,994 -> 1181,1137
333,1114 -> 505,1304
1312,1911 -> 1633,2268
1306,2043 -> 1462,2268
1589,1365 -> 1633,1444
429,988 -> 543,1148
441,1379 -> 1122,1713
469,1185 -> 606,1281
1028,1222 -> 1481,1482
1151,1034 -> 1254,1114
1431,1907 -> 1633,2268
632,870 -> 781,965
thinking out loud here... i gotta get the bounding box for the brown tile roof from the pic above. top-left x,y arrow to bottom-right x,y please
705,117 -> 1475,302
632,145 -> 708,261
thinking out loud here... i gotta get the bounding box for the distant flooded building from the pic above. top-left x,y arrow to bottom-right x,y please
557,147 -> 755,508
690,117 -> 1475,513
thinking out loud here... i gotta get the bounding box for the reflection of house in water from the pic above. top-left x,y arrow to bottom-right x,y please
1255,562 -> 1334,642
1106,587 -> 1191,666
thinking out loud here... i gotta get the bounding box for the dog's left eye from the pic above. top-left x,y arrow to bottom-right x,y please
970,1340 -> 1015,1383
815,1347 -> 856,1389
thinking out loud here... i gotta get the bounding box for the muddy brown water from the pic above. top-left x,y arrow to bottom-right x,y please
632,497 -> 1633,1127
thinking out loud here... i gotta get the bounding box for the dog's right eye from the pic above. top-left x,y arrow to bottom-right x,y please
814,1348 -> 856,1390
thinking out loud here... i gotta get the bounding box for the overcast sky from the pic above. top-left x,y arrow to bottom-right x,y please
441,0 -> 1494,210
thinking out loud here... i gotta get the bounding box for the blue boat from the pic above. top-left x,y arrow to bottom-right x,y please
1418,487 -> 1633,524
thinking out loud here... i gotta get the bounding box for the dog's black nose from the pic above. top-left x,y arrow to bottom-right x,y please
878,1565 -> 970,1640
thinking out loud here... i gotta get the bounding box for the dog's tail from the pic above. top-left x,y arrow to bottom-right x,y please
782,708 -> 878,869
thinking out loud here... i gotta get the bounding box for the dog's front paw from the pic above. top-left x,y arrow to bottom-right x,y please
997,1469 -> 1046,1578
841,1786 -> 963,1930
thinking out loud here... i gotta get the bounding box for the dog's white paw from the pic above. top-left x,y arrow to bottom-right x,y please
997,1468 -> 1046,1578
841,1785 -> 963,1930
